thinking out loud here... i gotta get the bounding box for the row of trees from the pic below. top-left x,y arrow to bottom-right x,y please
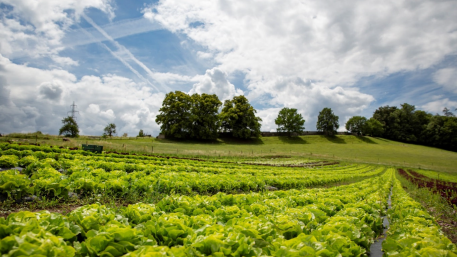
373,104 -> 456,150
156,91 -> 262,140
345,104 -> 457,151
157,91 -> 344,139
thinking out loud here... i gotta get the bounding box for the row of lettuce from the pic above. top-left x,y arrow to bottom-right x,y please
382,176 -> 457,256
0,146 -> 384,200
1,170 -> 394,256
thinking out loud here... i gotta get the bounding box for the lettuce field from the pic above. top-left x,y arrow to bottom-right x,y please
0,143 -> 456,256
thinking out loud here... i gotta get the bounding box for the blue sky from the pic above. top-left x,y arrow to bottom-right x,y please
0,0 -> 456,136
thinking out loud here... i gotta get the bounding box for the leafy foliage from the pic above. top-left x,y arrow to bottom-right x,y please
138,129 -> 144,137
59,116 -> 79,138
0,169 -> 32,200
1,169 -> 400,257
0,155 -> 19,168
156,91 -> 193,139
190,93 -> 222,140
363,118 -> 384,137
1,145 -> 456,257
372,103 -> 457,150
275,108 -> 305,136
345,116 -> 367,136
220,95 -> 262,139
316,108 -> 339,136
104,123 -> 117,137
382,177 -> 457,256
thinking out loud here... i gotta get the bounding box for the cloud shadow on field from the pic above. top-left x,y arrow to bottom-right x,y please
277,136 -> 307,144
319,135 -> 346,144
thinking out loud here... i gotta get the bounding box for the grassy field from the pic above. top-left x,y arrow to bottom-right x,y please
3,133 -> 457,173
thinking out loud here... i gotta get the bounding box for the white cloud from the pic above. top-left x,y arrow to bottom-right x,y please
100,109 -> 116,120
145,0 -> 457,129
0,55 -> 164,136
433,68 -> 457,94
256,108 -> 281,132
86,104 -> 101,114
38,80 -> 64,101
255,78 -> 374,130
0,0 -> 113,64
422,98 -> 457,114
190,68 -> 243,101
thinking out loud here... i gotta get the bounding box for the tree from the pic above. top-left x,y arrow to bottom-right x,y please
345,116 -> 367,135
363,118 -> 384,137
59,116 -> 79,137
389,103 -> 421,142
316,108 -> 339,136
190,93 -> 222,140
424,115 -> 457,151
155,91 -> 192,139
372,105 -> 398,138
138,129 -> 145,137
220,95 -> 262,139
104,123 -> 116,138
275,107 -> 305,136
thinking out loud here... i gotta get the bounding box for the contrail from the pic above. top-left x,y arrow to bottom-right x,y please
81,13 -> 171,92
63,17 -> 162,47
76,24 -> 160,91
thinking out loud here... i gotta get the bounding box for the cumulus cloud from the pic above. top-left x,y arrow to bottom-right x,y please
38,81 -> 64,100
256,78 -> 374,130
0,0 -> 113,64
190,68 -> 243,101
256,108 -> 281,132
86,104 -> 101,114
433,68 -> 457,94
145,0 -> 457,129
422,98 -> 457,114
0,55 -> 164,136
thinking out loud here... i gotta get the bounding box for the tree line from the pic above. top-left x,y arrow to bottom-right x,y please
346,104 -> 457,151
58,91 -> 456,151
156,91 -> 343,139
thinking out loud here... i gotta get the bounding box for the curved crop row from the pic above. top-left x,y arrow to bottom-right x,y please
382,174 -> 457,256
0,146 -> 385,200
1,171 -> 392,256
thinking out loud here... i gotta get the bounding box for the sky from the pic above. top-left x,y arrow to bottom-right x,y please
0,0 -> 456,136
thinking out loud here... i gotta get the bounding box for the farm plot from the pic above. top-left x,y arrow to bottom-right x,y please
0,144 -> 385,201
0,143 -> 456,256
2,169 -> 393,256
398,168 -> 457,205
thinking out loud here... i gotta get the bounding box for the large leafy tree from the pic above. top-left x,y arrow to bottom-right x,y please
59,116 -> 79,137
316,107 -> 339,136
190,93 -> 222,140
372,106 -> 398,138
156,91 -> 193,139
424,115 -> 457,151
220,95 -> 262,139
275,107 -> 305,136
104,123 -> 116,138
363,118 -> 384,137
345,116 -> 367,135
